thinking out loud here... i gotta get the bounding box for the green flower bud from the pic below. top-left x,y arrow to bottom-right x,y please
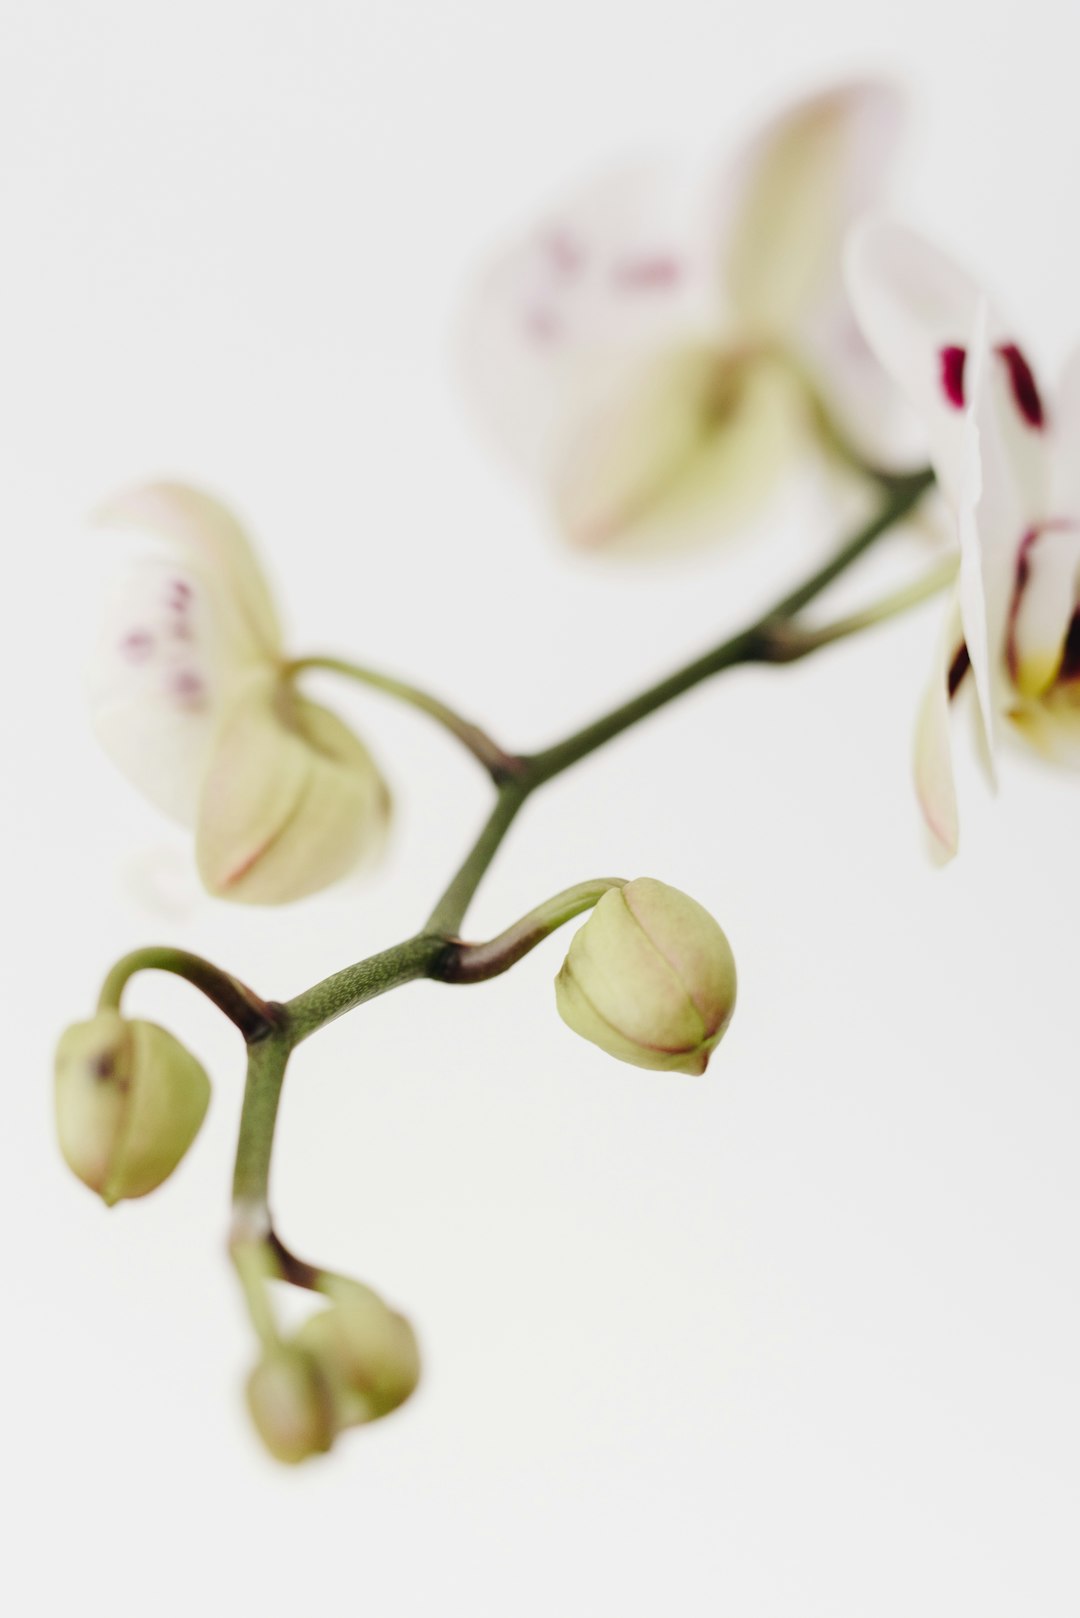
555,878 -> 737,1075
54,1011 -> 210,1205
295,1278 -> 420,1428
246,1344 -> 336,1465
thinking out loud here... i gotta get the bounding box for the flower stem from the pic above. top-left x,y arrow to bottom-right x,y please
283,654 -> 524,783
436,878 -> 627,983
522,467 -> 933,786
225,467 -> 937,1280
97,947 -> 277,1041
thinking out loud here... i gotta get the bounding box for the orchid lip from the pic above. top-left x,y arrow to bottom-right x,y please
995,342 -> 1045,428
939,345 -> 967,410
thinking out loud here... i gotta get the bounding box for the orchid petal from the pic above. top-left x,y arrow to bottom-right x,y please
459,161 -> 717,494
1008,685 -> 1080,766
551,345 -> 802,550
195,673 -> 389,905
1049,343 -> 1080,518
913,597 -> 964,861
1006,526 -> 1080,697
88,557 -> 231,824
844,222 -> 1010,761
721,81 -> 904,337
94,482 -> 283,666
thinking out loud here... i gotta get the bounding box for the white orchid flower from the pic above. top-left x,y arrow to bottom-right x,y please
89,483 -> 390,904
845,219 -> 1080,857
460,80 -> 904,552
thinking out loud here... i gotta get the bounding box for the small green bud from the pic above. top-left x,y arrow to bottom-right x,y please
555,877 -> 737,1075
296,1278 -> 420,1428
246,1344 -> 336,1465
54,1011 -> 210,1205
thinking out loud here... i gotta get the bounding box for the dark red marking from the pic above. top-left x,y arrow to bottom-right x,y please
1058,612 -> 1080,683
939,345 -> 967,409
947,642 -> 970,698
995,343 -> 1044,428
542,230 -> 584,278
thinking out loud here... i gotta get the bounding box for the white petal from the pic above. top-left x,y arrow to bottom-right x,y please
844,222 -> 1052,760
550,344 -> 802,550
1007,525 -> 1080,698
720,80 -> 905,336
458,161 -> 717,492
844,219 -> 987,500
94,482 -> 283,666
913,598 -> 964,861
88,557 -> 230,823
1049,343 -> 1080,517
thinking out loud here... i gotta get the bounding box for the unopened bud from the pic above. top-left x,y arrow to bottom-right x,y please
296,1278 -> 420,1428
246,1344 -> 336,1465
555,878 -> 736,1075
54,1011 -> 210,1204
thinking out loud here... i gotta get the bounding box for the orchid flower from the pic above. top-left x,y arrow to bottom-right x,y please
460,80 -> 904,551
845,220 -> 1080,857
89,483 -> 389,904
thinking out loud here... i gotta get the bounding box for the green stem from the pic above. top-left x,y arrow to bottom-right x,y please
284,654 -> 524,783
437,877 -> 626,983
761,555 -> 958,662
225,468 -> 937,1262
231,1035 -> 291,1222
283,932 -> 451,1047
523,467 -> 933,786
97,947 -> 276,1041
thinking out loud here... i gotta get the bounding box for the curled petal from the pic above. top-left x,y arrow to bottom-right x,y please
552,346 -> 803,550
913,598 -> 964,861
720,80 -> 905,336
95,482 -> 283,667
195,674 -> 390,905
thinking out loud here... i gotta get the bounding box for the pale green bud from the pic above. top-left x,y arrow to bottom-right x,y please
246,1344 -> 336,1466
54,1011 -> 210,1205
555,878 -> 736,1075
295,1278 -> 420,1428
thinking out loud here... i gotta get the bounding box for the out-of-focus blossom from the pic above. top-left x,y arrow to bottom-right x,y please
460,81 -> 904,552
89,483 -> 389,903
846,220 -> 1080,856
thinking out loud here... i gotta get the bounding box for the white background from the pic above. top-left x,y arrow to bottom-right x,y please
3,2 -> 1080,1614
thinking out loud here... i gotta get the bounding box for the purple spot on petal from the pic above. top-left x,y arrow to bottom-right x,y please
939,345 -> 967,410
523,304 -> 561,344
169,669 -> 206,707
614,254 -> 682,291
995,342 -> 1045,428
167,578 -> 193,611
542,230 -> 584,278
120,629 -> 154,662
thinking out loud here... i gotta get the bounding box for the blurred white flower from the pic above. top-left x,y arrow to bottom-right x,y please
846,220 -> 1080,856
460,80 -> 905,552
89,482 -> 389,904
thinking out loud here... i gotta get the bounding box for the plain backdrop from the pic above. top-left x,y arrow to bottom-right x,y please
3,3 -> 1080,1615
